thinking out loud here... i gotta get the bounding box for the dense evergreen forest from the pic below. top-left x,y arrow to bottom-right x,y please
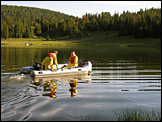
1,5 -> 161,39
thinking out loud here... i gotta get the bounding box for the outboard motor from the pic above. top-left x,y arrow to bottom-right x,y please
33,62 -> 42,70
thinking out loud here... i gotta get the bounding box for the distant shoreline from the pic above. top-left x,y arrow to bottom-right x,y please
1,31 -> 161,48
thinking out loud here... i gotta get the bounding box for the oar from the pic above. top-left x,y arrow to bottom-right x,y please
50,65 -> 66,72
60,65 -> 66,69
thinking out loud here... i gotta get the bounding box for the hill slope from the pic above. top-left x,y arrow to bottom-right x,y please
1,5 -> 161,40
1,5 -> 75,22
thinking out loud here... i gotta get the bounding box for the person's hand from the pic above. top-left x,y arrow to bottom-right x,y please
56,65 -> 59,69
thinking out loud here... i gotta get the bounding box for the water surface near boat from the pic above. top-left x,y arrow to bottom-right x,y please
1,45 -> 161,121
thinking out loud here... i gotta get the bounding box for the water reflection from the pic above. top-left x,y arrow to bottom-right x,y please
69,80 -> 78,97
1,46 -> 161,121
31,74 -> 92,98
41,81 -> 58,98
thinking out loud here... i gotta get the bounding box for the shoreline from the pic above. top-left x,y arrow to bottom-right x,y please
1,31 -> 161,48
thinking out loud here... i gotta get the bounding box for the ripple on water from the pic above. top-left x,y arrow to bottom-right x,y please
1,111 -> 16,119
1,61 -> 161,121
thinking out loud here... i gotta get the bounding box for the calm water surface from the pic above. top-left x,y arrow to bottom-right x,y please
1,45 -> 161,121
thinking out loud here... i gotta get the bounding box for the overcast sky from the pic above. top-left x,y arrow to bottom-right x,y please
1,1 -> 161,17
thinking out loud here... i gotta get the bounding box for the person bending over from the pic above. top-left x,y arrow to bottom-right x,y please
41,51 -> 59,70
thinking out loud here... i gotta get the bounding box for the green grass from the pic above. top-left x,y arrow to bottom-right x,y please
80,107 -> 161,121
1,31 -> 161,47
114,107 -> 161,121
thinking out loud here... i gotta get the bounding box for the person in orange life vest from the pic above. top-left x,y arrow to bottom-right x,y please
41,51 -> 59,70
65,51 -> 78,68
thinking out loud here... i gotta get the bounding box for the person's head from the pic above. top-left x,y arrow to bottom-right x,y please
71,51 -> 75,56
54,51 -> 58,55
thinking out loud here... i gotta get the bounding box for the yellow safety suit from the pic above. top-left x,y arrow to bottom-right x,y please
65,55 -> 78,68
41,53 -> 58,70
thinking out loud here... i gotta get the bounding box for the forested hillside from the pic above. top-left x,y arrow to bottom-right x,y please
1,5 -> 161,39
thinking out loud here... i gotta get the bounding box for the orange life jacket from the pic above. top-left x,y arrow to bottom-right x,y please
70,55 -> 78,64
47,53 -> 55,60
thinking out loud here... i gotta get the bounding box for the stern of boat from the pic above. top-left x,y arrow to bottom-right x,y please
20,66 -> 34,74
30,70 -> 35,77
87,61 -> 92,75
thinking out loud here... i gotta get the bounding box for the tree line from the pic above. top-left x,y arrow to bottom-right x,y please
1,5 -> 161,39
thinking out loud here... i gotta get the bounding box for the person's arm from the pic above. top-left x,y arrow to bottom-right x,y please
53,55 -> 59,69
74,56 -> 78,67
56,65 -> 59,69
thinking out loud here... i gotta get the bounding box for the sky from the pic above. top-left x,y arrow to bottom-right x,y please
1,1 -> 161,17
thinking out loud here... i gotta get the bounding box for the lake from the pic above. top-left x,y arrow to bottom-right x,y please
1,45 -> 161,121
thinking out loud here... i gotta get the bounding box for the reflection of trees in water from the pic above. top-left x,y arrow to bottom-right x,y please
1,46 -> 161,73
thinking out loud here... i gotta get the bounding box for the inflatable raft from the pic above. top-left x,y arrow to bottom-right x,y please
31,73 -> 92,85
20,61 -> 92,77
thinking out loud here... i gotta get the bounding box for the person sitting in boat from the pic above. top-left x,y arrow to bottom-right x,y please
65,51 -> 78,68
41,51 -> 59,70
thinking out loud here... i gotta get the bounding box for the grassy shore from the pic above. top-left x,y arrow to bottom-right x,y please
1,31 -> 161,47
114,107 -> 161,121
80,107 -> 161,121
